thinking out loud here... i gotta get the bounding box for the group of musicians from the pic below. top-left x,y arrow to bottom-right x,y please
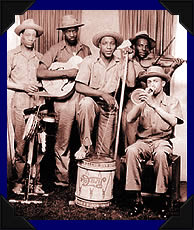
7,14 -> 184,218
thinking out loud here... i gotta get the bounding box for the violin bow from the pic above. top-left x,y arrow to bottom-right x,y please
153,36 -> 175,65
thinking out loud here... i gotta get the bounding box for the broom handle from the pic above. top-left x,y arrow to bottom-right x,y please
114,52 -> 128,161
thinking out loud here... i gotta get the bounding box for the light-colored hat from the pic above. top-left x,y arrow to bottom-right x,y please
15,19 -> 43,37
56,15 -> 84,30
92,31 -> 123,48
138,66 -> 171,82
130,30 -> 156,50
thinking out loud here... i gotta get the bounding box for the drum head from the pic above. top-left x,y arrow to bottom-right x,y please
131,88 -> 145,105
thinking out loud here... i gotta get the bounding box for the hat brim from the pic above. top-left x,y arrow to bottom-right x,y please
92,31 -> 123,48
130,34 -> 156,50
56,23 -> 84,30
15,24 -> 43,37
138,71 -> 171,82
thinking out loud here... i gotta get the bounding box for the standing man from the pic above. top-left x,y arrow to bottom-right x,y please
74,31 -> 135,159
125,66 -> 184,218
37,15 -> 91,187
122,31 -> 184,147
7,19 -> 44,194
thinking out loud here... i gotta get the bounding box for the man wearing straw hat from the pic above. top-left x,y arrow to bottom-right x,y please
37,15 -> 91,187
74,31 -> 135,160
7,19 -> 44,194
125,66 -> 184,218
122,31 -> 184,148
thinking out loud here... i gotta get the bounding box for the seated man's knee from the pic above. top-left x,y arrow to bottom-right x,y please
79,97 -> 95,110
126,145 -> 138,159
153,149 -> 168,162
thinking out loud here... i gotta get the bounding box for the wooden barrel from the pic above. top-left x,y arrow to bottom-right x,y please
75,156 -> 116,209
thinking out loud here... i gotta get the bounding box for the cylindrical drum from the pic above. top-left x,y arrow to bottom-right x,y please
75,156 -> 116,209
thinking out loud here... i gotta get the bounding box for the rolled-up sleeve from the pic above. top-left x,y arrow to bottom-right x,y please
40,46 -> 57,69
75,56 -> 92,86
169,97 -> 184,124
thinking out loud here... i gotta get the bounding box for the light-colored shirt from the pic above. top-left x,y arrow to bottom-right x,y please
7,45 -> 42,84
135,92 -> 183,140
40,40 -> 91,68
76,55 -> 124,94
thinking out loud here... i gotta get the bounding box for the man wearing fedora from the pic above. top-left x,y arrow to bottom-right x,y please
122,31 -> 184,148
37,15 -> 91,187
125,66 -> 184,218
7,19 -> 44,194
74,31 -> 135,159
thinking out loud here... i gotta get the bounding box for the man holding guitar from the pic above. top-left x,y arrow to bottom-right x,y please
37,15 -> 91,187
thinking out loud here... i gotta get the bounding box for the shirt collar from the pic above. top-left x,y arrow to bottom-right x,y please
94,54 -> 120,64
14,45 -> 38,58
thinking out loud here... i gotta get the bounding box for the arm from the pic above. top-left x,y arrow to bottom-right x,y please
127,103 -> 142,123
139,92 -> 180,126
37,63 -> 78,80
75,82 -> 116,108
7,52 -> 39,93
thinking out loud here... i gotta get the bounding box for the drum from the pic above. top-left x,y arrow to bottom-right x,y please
75,156 -> 116,209
23,114 -> 39,141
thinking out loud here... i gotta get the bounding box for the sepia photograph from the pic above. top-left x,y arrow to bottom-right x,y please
7,10 -> 187,220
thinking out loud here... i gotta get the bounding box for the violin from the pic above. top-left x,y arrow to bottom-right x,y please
139,54 -> 187,69
139,36 -> 187,69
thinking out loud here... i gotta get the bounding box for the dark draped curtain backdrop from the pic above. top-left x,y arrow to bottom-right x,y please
20,10 -> 82,55
119,10 -> 177,56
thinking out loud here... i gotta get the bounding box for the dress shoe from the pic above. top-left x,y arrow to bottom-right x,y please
128,202 -> 144,217
159,208 -> 169,219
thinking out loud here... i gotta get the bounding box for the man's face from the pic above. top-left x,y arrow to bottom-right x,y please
134,38 -> 150,59
63,27 -> 78,45
147,76 -> 165,95
20,29 -> 37,48
99,36 -> 116,59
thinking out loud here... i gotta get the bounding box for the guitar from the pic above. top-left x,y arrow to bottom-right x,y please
41,55 -> 83,100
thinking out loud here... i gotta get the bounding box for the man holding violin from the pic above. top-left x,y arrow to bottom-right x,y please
122,31 -> 185,147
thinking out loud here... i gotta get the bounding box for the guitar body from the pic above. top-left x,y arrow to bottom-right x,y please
42,56 -> 83,100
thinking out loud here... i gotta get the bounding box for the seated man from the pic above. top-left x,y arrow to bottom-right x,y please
74,31 -> 136,159
125,66 -> 184,218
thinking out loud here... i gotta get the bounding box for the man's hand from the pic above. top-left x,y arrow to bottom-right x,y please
62,68 -> 78,78
171,58 -> 184,70
101,93 -> 117,110
24,84 -> 39,93
138,90 -> 156,109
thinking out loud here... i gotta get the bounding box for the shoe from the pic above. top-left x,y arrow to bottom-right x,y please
159,195 -> 169,219
128,202 -> 144,217
34,184 -> 45,194
54,181 -> 69,187
74,144 -> 89,160
12,183 -> 23,194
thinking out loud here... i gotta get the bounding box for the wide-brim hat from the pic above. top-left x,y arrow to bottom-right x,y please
15,19 -> 43,37
92,31 -> 123,48
56,15 -> 84,30
138,66 -> 171,82
129,30 -> 156,50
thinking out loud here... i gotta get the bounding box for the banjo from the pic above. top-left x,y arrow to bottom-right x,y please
41,55 -> 83,100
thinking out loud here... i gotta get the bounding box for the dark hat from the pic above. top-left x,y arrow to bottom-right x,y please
130,30 -> 156,50
15,19 -> 43,37
92,30 -> 123,48
56,15 -> 84,30
138,66 -> 171,82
